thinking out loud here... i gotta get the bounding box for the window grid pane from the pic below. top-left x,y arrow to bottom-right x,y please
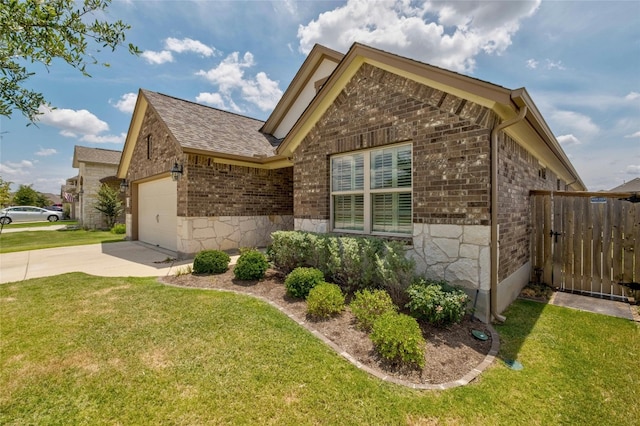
333,194 -> 364,231
372,192 -> 412,234
332,154 -> 364,192
371,146 -> 412,189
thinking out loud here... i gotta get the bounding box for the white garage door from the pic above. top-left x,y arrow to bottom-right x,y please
138,177 -> 177,251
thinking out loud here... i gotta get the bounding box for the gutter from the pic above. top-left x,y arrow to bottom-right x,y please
489,104 -> 528,323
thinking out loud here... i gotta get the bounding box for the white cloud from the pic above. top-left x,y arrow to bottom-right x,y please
196,92 -> 226,109
164,37 -> 217,57
80,133 -> 126,144
141,50 -> 174,64
35,148 -> 57,156
112,92 -> 138,113
196,52 -> 282,111
297,0 -> 541,72
551,110 -> 599,136
37,106 -> 123,144
526,59 -> 538,69
625,92 -> 640,101
241,72 -> 283,111
627,165 -> 640,174
142,37 -> 217,65
557,134 -> 581,146
625,131 -> 640,139
0,160 -> 34,178
545,59 -> 565,70
38,106 -> 109,136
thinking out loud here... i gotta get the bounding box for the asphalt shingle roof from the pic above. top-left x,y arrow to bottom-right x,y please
142,90 -> 280,159
73,146 -> 121,167
610,177 -> 640,192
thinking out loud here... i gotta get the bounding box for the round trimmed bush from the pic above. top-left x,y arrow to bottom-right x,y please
192,250 -> 230,274
233,250 -> 269,280
306,282 -> 345,319
350,289 -> 397,332
370,312 -> 426,369
285,267 -> 324,299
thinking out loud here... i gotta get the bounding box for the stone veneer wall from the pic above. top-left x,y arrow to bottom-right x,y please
178,215 -> 294,256
78,162 -> 119,229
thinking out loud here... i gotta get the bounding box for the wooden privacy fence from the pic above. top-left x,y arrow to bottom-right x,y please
530,190 -> 640,301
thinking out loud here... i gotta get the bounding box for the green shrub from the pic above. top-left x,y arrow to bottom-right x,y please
306,282 -> 345,319
192,250 -> 231,274
110,223 -> 126,234
233,250 -> 269,280
284,267 -> 324,299
370,312 -> 425,369
269,231 -> 415,299
405,279 -> 469,326
350,289 -> 397,331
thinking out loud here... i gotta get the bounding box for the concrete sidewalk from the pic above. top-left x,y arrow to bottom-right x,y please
549,291 -> 637,321
0,241 -> 194,284
0,224 -> 67,233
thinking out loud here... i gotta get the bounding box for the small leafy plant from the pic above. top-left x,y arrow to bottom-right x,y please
406,279 -> 469,326
233,249 -> 269,280
350,289 -> 397,331
110,223 -> 126,234
284,267 -> 324,299
306,282 -> 345,319
370,312 -> 426,369
192,250 -> 231,274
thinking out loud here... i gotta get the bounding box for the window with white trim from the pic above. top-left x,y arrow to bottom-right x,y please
331,144 -> 412,235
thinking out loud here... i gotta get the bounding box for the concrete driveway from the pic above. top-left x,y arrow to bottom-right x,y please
0,241 -> 194,284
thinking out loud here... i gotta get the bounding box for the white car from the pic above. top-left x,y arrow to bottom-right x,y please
0,206 -> 64,225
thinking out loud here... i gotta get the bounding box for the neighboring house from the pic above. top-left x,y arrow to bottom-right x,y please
118,43 -> 585,322
61,175 -> 79,219
72,146 -> 122,229
610,177 -> 640,192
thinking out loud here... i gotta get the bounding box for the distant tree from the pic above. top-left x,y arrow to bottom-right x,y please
12,184 -> 46,206
0,0 -> 140,121
0,176 -> 11,206
93,183 -> 122,228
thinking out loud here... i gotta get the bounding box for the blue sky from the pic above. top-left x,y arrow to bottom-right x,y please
1,0 -> 638,194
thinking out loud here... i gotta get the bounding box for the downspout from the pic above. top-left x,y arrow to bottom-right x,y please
490,105 -> 527,323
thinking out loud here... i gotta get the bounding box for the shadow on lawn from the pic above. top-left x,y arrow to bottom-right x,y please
493,297 -> 548,365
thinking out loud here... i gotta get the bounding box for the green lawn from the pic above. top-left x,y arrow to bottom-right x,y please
0,229 -> 123,253
1,274 -> 638,425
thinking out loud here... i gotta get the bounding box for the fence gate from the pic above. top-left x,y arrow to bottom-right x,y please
530,190 -> 640,301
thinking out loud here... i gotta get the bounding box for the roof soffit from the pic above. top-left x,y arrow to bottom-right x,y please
262,44 -> 343,135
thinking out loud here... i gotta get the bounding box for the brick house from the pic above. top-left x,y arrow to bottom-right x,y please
118,43 -> 585,321
72,146 -> 122,229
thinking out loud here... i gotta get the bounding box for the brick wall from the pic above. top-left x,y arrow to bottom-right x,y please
124,106 -> 183,214
294,63 -> 495,226
497,134 -> 559,281
184,156 -> 293,217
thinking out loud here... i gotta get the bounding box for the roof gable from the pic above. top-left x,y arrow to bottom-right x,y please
276,42 -> 584,190
118,90 -> 287,177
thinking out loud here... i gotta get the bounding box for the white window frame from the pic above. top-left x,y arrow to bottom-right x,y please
330,142 -> 412,236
